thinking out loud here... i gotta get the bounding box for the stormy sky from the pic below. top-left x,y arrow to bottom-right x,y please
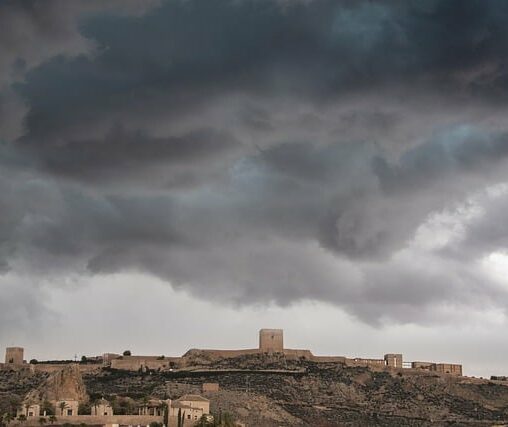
1,0 -> 508,376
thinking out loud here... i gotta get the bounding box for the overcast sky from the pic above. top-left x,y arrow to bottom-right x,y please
2,0 -> 508,377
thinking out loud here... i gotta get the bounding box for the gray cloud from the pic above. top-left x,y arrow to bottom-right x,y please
2,0 -> 508,328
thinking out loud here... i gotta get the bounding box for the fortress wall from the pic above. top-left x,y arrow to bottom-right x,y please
0,363 -> 23,371
433,363 -> 462,376
110,356 -> 182,371
412,361 -> 434,369
312,356 -> 347,363
345,358 -> 386,367
191,349 -> 260,358
283,349 -> 314,359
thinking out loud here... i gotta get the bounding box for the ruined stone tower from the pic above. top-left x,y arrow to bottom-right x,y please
5,347 -> 24,364
259,329 -> 283,353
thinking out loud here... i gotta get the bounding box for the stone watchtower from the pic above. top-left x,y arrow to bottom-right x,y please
259,329 -> 283,353
5,347 -> 24,365
384,353 -> 403,368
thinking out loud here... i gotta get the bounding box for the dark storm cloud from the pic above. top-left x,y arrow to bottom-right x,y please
28,125 -> 241,187
2,0 -> 508,325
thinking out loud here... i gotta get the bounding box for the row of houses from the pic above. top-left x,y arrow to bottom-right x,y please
16,395 -> 212,425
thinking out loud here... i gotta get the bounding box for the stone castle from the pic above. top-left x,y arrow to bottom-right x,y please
1,328 -> 463,376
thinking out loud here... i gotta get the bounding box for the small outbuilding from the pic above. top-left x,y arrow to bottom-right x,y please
91,398 -> 113,416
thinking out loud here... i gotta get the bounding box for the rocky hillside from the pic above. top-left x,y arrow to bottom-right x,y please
79,354 -> 508,426
0,369 -> 48,415
1,354 -> 507,426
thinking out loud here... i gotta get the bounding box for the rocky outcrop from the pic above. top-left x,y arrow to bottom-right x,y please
25,364 -> 88,403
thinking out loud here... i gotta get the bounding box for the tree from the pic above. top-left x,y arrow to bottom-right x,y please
29,359 -> 38,365
196,415 -> 214,427
41,401 -> 54,417
177,408 -> 185,427
58,402 -> 68,417
48,415 -> 57,425
2,412 -> 14,427
211,410 -> 234,427
38,417 -> 47,426
78,402 -> 91,416
115,398 -> 133,416
0,395 -> 21,418
222,412 -> 235,427
17,415 -> 26,423
123,350 -> 131,356
159,402 -> 168,427
80,356 -> 87,363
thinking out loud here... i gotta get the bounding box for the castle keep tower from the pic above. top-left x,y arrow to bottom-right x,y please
384,353 -> 403,368
259,329 -> 283,353
5,347 -> 24,365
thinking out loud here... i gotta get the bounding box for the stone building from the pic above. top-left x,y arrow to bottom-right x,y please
433,363 -> 462,376
384,353 -> 403,368
138,399 -> 166,416
91,398 -> 113,416
16,403 -> 40,418
411,361 -> 462,376
5,347 -> 24,365
259,329 -> 283,353
54,399 -> 79,416
169,395 -> 210,424
412,361 -> 434,369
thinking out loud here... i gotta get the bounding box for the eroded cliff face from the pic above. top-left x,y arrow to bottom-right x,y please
25,364 -> 88,403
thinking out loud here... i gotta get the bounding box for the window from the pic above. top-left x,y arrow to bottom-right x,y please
187,414 -> 191,419
28,412 -> 33,417
104,412 -> 108,416
67,409 -> 72,416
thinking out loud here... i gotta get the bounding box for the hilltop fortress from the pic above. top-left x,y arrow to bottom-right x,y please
2,328 -> 462,376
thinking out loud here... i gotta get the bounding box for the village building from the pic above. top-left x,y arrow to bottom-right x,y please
16,404 -> 40,419
138,399 -> 166,416
169,395 -> 210,423
91,398 -> 113,416
54,399 -> 79,416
